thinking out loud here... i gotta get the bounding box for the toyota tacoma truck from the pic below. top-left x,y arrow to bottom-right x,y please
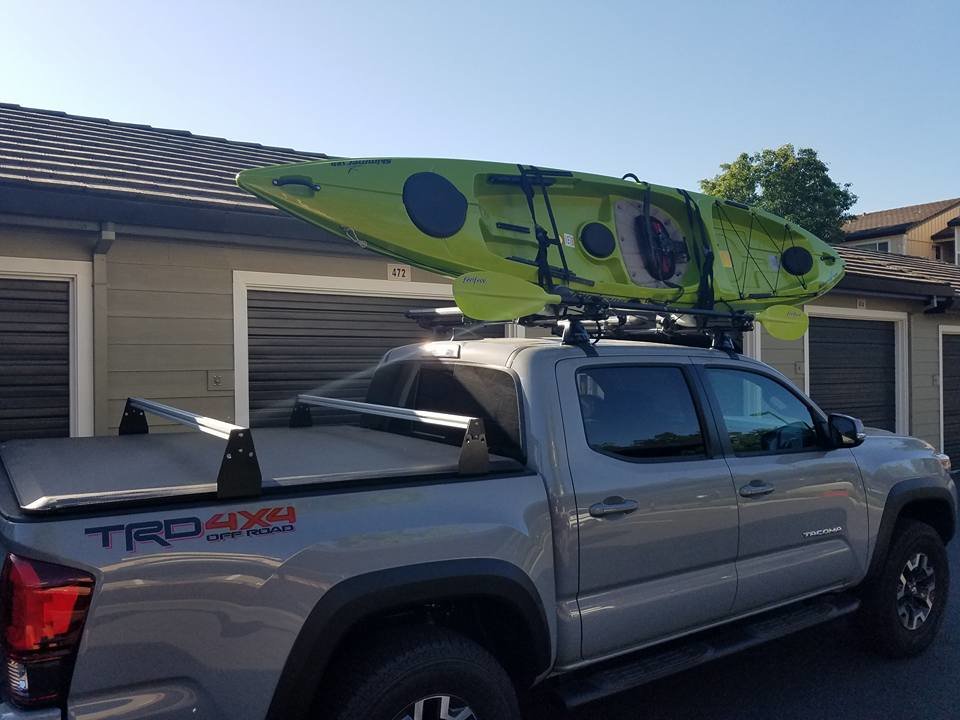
0,336 -> 955,720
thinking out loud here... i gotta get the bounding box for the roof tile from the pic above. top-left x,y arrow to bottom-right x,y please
0,103 -> 328,213
837,246 -> 960,294
843,198 -> 960,235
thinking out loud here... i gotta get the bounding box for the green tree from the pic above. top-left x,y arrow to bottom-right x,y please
700,145 -> 857,244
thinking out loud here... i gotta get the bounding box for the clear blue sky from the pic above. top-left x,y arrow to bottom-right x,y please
2,0 -> 956,212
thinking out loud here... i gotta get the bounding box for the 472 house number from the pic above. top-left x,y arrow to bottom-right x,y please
388,263 -> 411,281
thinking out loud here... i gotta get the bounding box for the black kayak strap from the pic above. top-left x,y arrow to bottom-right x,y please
679,188 -> 715,310
516,164 -> 571,293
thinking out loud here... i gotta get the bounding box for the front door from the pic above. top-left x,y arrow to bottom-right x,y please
558,358 -> 740,659
696,363 -> 869,614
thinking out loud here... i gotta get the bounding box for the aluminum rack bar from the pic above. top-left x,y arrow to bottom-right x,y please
291,395 -> 489,475
118,397 -> 262,499
121,398 -> 242,440
294,395 -> 474,429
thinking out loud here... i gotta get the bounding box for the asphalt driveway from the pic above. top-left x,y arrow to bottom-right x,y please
529,537 -> 959,720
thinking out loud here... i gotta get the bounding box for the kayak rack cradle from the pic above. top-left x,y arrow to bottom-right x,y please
290,394 -> 489,475
118,397 -> 262,499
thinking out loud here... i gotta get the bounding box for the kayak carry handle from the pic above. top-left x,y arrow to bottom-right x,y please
272,175 -> 321,191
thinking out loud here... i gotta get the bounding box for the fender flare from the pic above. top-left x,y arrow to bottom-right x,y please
265,558 -> 551,720
866,477 -> 957,579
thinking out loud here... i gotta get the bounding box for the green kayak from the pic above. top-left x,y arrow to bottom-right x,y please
236,158 -> 844,312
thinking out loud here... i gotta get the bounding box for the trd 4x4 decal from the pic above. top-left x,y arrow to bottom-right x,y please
85,505 -> 297,552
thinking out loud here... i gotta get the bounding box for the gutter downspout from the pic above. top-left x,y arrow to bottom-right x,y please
93,222 -> 114,435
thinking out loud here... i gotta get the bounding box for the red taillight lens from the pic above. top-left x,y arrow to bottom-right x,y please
1,554 -> 94,708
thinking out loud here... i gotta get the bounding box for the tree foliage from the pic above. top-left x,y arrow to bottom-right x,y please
700,145 -> 857,244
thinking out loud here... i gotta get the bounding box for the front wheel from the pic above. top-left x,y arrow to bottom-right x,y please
857,520 -> 950,657
325,626 -> 521,720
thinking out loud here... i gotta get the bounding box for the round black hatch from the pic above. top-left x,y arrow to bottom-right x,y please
580,222 -> 616,258
781,246 -> 814,276
402,172 -> 468,238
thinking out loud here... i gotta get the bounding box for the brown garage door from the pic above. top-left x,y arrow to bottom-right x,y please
0,278 -> 70,441
808,316 -> 896,431
247,290 -> 504,427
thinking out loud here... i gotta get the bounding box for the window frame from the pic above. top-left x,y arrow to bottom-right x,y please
573,363 -> 720,464
697,363 -> 831,458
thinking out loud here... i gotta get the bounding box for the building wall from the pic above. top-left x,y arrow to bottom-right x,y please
0,224 -> 97,261
755,292 -> 953,447
905,205 -> 960,259
0,221 -> 452,435
2,219 -> 958,449
103,233 -> 450,432
840,234 -> 905,254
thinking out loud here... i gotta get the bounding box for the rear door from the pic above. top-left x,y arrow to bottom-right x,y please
557,357 -> 739,658
696,361 -> 869,614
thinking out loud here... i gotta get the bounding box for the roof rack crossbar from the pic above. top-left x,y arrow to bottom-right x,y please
118,397 -> 262,499
291,394 -> 489,475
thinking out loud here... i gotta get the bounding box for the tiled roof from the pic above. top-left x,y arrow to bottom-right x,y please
843,198 -> 960,236
0,103 -> 328,213
837,245 -> 960,295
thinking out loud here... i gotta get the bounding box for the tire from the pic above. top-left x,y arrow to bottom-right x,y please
324,626 -> 521,720
857,520 -> 950,658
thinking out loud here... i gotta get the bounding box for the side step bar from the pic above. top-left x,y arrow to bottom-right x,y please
553,593 -> 860,708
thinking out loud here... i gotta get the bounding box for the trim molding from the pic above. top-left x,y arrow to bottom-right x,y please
938,324 -> 960,453
742,324 -> 761,361
0,256 -> 94,436
803,305 -> 909,434
232,271 -> 454,426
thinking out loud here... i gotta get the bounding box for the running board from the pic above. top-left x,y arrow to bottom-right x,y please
553,593 -> 860,708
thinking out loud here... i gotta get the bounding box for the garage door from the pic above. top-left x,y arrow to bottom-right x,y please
941,334 -> 960,460
247,290 -> 505,427
808,316 -> 896,431
0,278 -> 70,441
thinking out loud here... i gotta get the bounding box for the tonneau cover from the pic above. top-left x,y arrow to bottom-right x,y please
0,425 -> 516,513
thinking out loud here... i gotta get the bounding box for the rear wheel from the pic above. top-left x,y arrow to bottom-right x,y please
858,520 -> 950,657
325,626 -> 521,720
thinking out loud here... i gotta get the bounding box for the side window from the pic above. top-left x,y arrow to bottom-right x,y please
705,368 -> 818,454
576,366 -> 706,460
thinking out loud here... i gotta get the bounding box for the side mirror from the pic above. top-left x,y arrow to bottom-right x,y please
828,413 -> 866,448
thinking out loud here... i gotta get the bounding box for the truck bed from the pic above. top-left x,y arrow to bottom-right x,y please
0,425 -> 518,513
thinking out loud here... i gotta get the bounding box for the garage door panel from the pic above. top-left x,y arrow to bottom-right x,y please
247,289 -> 504,428
808,316 -> 896,432
941,334 -> 960,460
0,278 -> 70,441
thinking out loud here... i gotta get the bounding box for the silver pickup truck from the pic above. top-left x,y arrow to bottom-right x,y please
0,337 -> 955,720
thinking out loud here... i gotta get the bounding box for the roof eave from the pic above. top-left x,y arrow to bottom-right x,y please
842,224 -> 912,242
0,181 -> 360,252
835,272 -> 955,300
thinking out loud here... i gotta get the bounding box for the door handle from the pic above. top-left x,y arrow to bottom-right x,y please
589,496 -> 640,518
739,481 -> 775,498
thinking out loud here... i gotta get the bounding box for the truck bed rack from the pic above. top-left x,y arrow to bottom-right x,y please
290,394 -> 488,475
119,397 -> 262,499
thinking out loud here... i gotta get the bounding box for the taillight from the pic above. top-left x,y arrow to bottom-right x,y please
0,554 -> 94,709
